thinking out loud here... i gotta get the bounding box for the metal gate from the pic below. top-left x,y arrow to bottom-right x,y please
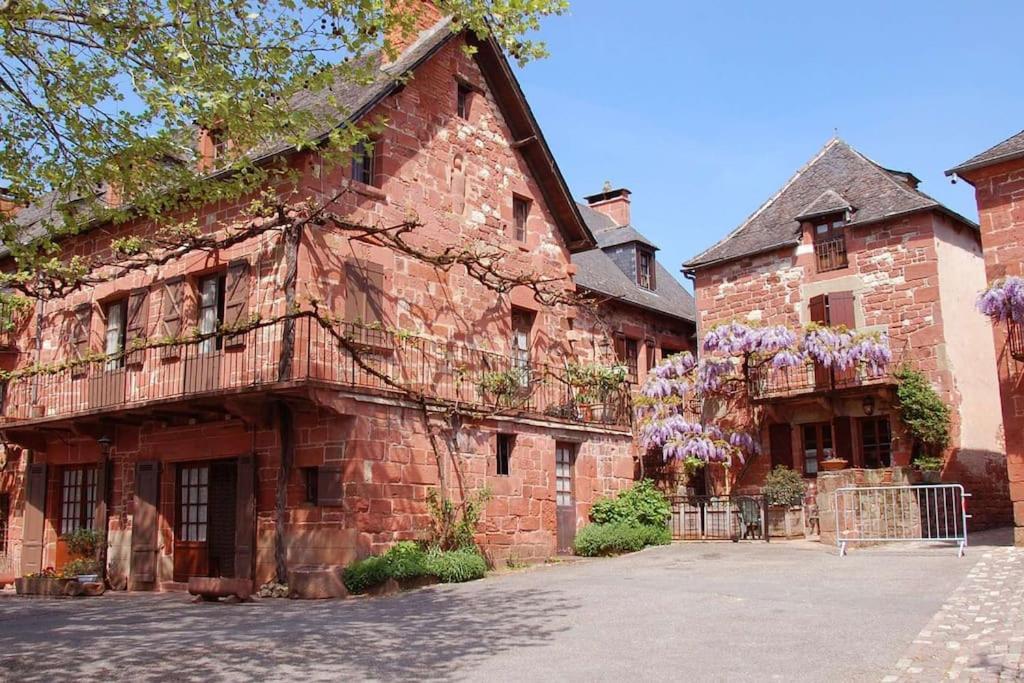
669,495 -> 768,541
834,484 -> 970,556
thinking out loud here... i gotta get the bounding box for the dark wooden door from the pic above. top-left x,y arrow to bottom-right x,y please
130,461 -> 159,588
207,461 -> 237,578
555,445 -> 576,554
769,424 -> 793,469
21,463 -> 46,576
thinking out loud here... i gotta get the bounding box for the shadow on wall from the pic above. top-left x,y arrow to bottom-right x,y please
944,448 -> 1012,530
0,584 -> 576,680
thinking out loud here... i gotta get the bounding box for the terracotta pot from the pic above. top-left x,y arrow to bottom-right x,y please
920,470 -> 941,484
820,458 -> 849,472
880,468 -> 894,484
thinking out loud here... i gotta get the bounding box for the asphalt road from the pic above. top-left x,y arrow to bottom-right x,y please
0,532 -> 1008,682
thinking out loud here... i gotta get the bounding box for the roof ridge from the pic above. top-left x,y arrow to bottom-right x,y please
686,137 -> 841,265
844,142 -> 938,209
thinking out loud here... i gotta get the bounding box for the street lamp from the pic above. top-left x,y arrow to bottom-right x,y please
862,395 -> 876,416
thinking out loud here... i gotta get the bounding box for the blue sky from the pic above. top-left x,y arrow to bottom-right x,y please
513,1 -> 1024,288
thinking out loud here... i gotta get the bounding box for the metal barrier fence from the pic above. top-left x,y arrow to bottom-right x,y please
834,484 -> 970,557
668,495 -> 768,542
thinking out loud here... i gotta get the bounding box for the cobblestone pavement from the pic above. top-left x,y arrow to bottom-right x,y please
887,545 -> 1024,682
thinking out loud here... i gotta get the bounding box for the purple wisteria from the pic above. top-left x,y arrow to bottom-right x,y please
635,319 -> 891,474
977,276 -> 1024,324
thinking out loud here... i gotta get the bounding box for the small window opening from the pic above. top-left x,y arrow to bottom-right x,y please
496,434 -> 513,476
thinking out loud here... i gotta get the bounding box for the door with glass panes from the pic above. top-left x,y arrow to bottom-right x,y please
555,444 -> 576,553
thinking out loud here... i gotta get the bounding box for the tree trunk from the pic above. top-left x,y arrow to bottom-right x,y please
278,221 -> 301,382
274,401 -> 295,583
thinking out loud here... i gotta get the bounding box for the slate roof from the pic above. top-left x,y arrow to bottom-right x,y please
946,129 -> 1024,177
9,17 -> 594,253
684,138 -> 977,270
572,203 -> 695,323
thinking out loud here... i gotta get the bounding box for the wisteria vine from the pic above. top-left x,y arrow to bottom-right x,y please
635,320 -> 892,472
977,276 -> 1024,324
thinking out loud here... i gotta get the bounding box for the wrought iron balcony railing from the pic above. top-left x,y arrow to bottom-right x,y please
1,313 -> 630,428
747,359 -> 894,401
1008,319 -> 1024,362
814,237 -> 848,273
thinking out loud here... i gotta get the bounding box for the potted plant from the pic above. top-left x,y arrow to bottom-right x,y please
477,367 -> 527,407
566,363 -> 627,423
762,466 -> 807,538
914,455 -> 943,484
820,448 -> 848,472
60,528 -> 104,582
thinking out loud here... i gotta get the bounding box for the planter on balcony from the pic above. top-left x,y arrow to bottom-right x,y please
30,404 -> 45,418
821,458 -> 849,472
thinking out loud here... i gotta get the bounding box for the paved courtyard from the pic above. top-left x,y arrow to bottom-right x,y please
0,531 -> 1019,682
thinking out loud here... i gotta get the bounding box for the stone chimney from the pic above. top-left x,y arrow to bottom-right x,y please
382,0 -> 444,64
584,183 -> 632,226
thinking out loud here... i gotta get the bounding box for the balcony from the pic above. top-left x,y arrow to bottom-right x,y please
1,313 -> 630,429
1009,319 -> 1024,362
747,360 -> 895,402
814,237 -> 848,273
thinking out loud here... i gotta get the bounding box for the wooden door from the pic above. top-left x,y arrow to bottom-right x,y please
555,445 -> 576,554
130,461 -> 159,588
21,463 -> 46,576
206,461 -> 237,578
769,424 -> 793,470
173,463 -> 210,582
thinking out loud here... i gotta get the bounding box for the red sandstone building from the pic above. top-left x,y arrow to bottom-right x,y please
684,138 -> 1010,527
0,14 -> 694,589
947,130 -> 1024,542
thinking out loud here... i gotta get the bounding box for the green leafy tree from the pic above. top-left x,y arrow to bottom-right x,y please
894,365 -> 951,460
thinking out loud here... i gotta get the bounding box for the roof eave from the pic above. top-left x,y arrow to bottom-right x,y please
576,284 -> 695,324
945,149 -> 1024,180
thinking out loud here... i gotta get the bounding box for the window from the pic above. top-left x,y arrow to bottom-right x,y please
513,195 -> 530,243
351,140 -> 380,187
104,298 -> 128,370
198,273 -> 226,353
615,336 -> 639,383
209,129 -> 228,161
60,467 -> 98,534
860,416 -> 892,469
511,308 -> 534,386
637,249 -> 655,289
645,340 -> 657,371
801,422 -> 833,475
303,467 -> 319,505
457,83 -> 473,119
178,464 -> 209,542
496,434 -> 513,476
813,217 -> 848,273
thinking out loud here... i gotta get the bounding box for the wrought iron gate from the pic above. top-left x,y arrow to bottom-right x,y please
669,495 -> 768,542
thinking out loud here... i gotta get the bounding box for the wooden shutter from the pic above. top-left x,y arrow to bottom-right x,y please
21,463 -> 46,576
125,288 -> 149,366
808,294 -> 828,325
827,291 -> 856,329
223,259 -> 250,349
769,424 -> 793,469
344,260 -> 385,325
130,460 -> 159,587
94,457 -> 109,545
234,455 -> 255,579
834,416 -> 853,464
159,276 -> 184,359
317,465 -> 344,506
71,303 -> 92,360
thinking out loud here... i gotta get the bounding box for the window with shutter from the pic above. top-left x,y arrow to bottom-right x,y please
344,260 -> 386,346
198,273 -> 226,353
104,298 -> 128,371
21,463 -> 46,576
125,288 -> 149,366
71,303 -> 92,360
159,276 -> 184,358
223,259 -> 250,349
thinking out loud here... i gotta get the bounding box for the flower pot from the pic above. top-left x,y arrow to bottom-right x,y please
880,468 -> 894,484
920,470 -> 941,484
820,458 -> 849,472
30,405 -> 45,418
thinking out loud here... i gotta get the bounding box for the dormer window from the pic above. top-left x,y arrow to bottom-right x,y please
813,216 -> 848,273
637,249 -> 655,289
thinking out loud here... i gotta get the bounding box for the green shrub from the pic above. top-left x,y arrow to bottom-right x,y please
762,466 -> 806,507
425,547 -> 487,583
343,543 -> 487,593
590,480 -> 671,528
383,541 -> 429,580
895,365 -> 951,457
61,557 -> 100,577
342,555 -> 391,594
61,528 -> 104,558
425,487 -> 491,551
573,522 -> 670,557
